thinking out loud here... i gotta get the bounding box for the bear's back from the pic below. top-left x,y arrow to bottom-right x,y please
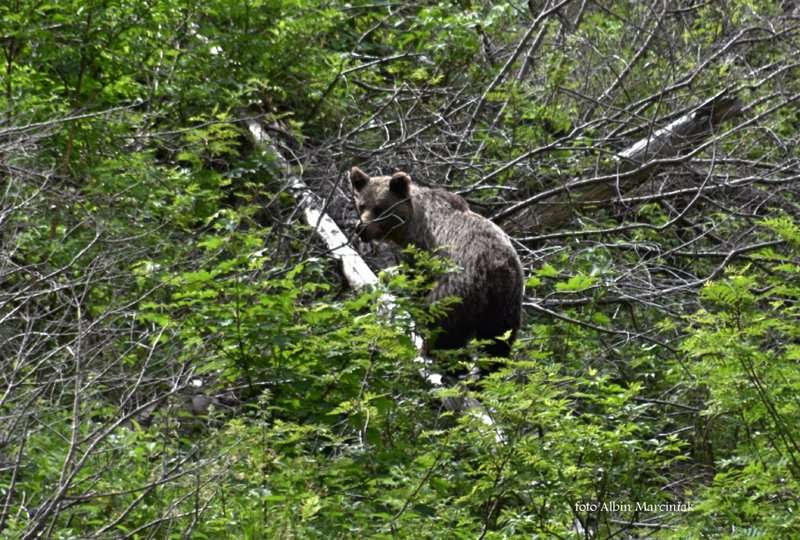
407,185 -> 523,358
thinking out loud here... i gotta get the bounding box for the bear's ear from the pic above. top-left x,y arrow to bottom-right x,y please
350,167 -> 370,192
390,172 -> 410,197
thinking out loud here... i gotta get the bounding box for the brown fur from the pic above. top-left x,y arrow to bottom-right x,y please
350,166 -> 523,358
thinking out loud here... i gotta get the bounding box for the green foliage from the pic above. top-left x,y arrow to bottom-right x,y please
2,0 -> 799,537
660,218 -> 800,538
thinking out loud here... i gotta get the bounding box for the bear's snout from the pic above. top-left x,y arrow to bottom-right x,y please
355,220 -> 373,242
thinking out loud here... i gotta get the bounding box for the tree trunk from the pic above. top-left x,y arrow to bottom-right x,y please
496,92 -> 742,234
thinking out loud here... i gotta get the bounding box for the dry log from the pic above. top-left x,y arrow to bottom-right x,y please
496,92 -> 743,234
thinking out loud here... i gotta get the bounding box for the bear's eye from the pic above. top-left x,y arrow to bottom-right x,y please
373,206 -> 385,217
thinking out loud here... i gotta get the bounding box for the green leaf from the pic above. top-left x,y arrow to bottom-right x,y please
555,274 -> 597,292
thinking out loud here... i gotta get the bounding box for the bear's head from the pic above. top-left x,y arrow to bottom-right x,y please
350,166 -> 413,245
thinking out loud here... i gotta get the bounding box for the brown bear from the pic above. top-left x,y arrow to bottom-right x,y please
350,166 -> 523,360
